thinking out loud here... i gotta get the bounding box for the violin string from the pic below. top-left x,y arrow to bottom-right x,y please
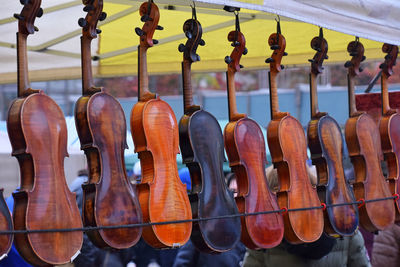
0,195 -> 396,235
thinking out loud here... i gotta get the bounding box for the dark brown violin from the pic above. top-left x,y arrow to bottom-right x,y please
307,29 -> 358,236
378,43 -> 400,222
130,0 -> 192,248
0,188 -> 13,259
345,39 -> 395,232
223,14 -> 283,249
75,0 -> 142,249
266,24 -> 323,244
7,0 -> 83,265
178,11 -> 241,253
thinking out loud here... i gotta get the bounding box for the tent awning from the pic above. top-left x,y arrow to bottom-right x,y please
0,0 -> 398,83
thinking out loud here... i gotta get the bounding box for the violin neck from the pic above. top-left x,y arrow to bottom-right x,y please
310,72 -> 320,118
81,36 -> 95,95
227,69 -> 240,121
347,73 -> 358,117
269,71 -> 281,120
182,60 -> 194,114
17,33 -> 30,97
381,72 -> 393,115
138,45 -> 151,101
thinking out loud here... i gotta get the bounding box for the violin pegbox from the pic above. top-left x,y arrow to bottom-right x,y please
135,1 -> 162,48
178,19 -> 205,63
78,0 -> 107,39
309,30 -> 328,75
380,43 -> 399,77
266,32 -> 287,73
345,40 -> 366,77
225,31 -> 247,73
14,0 -> 43,35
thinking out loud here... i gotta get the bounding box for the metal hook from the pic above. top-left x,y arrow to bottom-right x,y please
275,15 -> 281,34
355,36 -> 359,43
319,27 -> 324,38
234,10 -> 240,33
190,1 -> 197,20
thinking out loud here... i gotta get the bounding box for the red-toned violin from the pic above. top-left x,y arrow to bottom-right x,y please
7,0 -> 83,265
345,39 -> 395,232
378,43 -> 400,222
130,0 -> 192,248
307,29 -> 359,236
223,14 -> 283,249
75,0 -> 142,249
266,24 -> 323,244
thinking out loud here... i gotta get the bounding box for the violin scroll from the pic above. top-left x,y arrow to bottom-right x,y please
135,0 -> 161,48
178,19 -> 204,63
225,31 -> 247,73
380,44 -> 398,77
266,33 -> 287,73
78,0 -> 107,39
345,40 -> 366,77
309,29 -> 328,75
15,0 -> 42,35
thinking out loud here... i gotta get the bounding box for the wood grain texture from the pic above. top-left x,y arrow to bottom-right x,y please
0,188 -> 13,258
7,92 -> 83,266
75,91 -> 142,249
267,116 -> 323,243
180,110 -> 241,252
308,116 -> 359,236
225,118 -> 283,249
131,98 -> 192,248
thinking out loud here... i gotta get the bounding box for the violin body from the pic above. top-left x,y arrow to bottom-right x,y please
8,92 -> 83,266
131,97 -> 192,248
225,117 -> 283,249
345,113 -> 395,232
308,115 -> 358,235
267,115 -> 323,244
180,108 -> 241,252
0,188 -> 13,258
75,90 -> 142,248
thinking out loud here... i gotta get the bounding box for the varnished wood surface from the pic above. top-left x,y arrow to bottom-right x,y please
131,98 -> 192,248
75,92 -> 142,248
0,188 -> 13,258
225,118 -> 283,249
8,92 -> 83,266
180,110 -> 241,252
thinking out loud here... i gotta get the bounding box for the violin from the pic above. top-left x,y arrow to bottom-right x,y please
378,43 -> 400,222
345,40 -> 395,232
75,0 -> 142,249
266,25 -> 323,244
307,29 -> 359,236
130,0 -> 192,248
223,16 -> 283,249
178,13 -> 241,253
0,188 -> 13,259
7,0 -> 83,265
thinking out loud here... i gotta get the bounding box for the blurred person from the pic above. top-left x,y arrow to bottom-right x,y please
371,223 -> 400,267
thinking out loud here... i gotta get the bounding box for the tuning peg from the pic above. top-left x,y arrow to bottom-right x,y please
361,56 -> 366,62
225,56 -> 232,64
99,12 -> 107,21
156,25 -> 164,30
270,45 -> 280,50
349,52 -> 358,57
96,29 -> 102,34
283,52 -> 288,56
359,67 -> 364,72
308,59 -> 314,63
243,47 -> 248,55
196,54 -> 201,61
135,27 -> 144,36
325,55 -> 329,59
141,14 -> 151,22
78,18 -> 87,27
34,26 -> 39,32
344,61 -> 353,68
19,0 -> 29,5
152,39 -> 159,45
265,58 -> 274,63
13,14 -> 23,20
239,64 -> 244,69
316,48 -> 322,52
36,8 -> 43,18
281,65 -> 285,69
199,39 -> 205,46
185,31 -> 192,39
379,63 -> 386,69
178,43 -> 185,52
83,5 -> 94,12
385,54 -> 392,60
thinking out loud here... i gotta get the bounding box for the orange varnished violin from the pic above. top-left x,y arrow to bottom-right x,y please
0,188 -> 13,259
378,43 -> 400,222
7,0 -> 83,265
178,12 -> 241,253
223,15 -> 284,249
345,39 -> 395,232
130,0 -> 192,248
266,24 -> 323,244
75,0 -> 142,249
307,29 -> 358,236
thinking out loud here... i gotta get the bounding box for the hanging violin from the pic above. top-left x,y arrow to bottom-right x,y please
178,9 -> 241,253
307,29 -> 358,236
7,0 -> 83,265
345,39 -> 395,232
130,0 -> 192,248
266,23 -> 324,244
0,188 -> 13,259
75,0 -> 142,249
223,13 -> 283,249
378,43 -> 400,222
